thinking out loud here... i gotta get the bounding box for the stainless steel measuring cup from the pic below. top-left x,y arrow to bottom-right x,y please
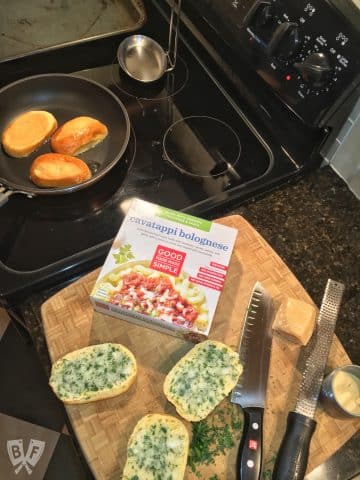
117,0 -> 182,83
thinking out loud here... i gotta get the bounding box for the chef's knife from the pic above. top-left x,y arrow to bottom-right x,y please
231,281 -> 274,480
272,279 -> 345,480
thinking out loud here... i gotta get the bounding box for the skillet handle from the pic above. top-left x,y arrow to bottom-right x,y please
0,187 -> 34,207
0,189 -> 12,207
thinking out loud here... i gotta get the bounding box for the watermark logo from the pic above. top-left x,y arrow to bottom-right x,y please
7,439 -> 45,475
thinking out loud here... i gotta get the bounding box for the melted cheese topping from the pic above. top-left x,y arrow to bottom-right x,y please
165,341 -> 242,421
123,415 -> 188,480
50,344 -> 135,401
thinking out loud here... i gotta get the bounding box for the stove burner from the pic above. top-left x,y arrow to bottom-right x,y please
163,116 -> 241,178
111,56 -> 188,100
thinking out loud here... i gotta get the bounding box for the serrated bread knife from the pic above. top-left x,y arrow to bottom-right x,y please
272,279 -> 345,480
231,281 -> 274,480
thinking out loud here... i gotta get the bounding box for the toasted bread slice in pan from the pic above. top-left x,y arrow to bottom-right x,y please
51,116 -> 108,155
30,153 -> 91,187
2,110 -> 57,158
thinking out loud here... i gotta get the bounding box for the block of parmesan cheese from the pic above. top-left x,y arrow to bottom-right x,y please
272,297 -> 317,346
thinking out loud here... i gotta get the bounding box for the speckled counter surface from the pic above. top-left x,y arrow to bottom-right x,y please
225,165 -> 359,364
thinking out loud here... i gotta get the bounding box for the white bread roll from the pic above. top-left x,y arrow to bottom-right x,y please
2,110 -> 57,158
51,116 -> 108,155
30,153 -> 92,188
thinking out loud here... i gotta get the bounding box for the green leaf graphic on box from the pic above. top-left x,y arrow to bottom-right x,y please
113,244 -> 135,264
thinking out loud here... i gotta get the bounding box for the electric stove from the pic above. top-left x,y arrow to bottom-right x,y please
0,0 -> 359,304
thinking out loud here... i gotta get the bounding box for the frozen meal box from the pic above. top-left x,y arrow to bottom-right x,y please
90,199 -> 237,341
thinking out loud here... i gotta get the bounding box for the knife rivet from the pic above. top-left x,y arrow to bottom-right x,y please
247,460 -> 255,468
252,422 -> 259,430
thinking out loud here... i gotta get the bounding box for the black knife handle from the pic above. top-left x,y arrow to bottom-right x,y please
272,412 -> 316,480
237,407 -> 264,480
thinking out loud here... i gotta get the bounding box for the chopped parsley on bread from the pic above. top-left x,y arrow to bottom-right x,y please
164,340 -> 243,422
123,414 -> 189,480
49,343 -> 137,404
2,110 -> 57,158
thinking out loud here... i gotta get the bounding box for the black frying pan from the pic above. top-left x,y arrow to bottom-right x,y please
0,73 -> 130,198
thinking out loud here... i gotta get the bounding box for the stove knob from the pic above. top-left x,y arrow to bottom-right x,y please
294,52 -> 331,88
267,22 -> 302,58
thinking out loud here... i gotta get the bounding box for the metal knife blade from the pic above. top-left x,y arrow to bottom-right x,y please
272,279 -> 345,480
304,431 -> 360,480
231,281 -> 274,480
231,281 -> 274,409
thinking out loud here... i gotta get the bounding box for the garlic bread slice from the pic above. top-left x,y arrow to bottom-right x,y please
49,343 -> 136,404
164,340 -> 242,422
123,414 -> 189,480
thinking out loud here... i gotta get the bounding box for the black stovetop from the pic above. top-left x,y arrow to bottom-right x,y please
0,0 -> 308,303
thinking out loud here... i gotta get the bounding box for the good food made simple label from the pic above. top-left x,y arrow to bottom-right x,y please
91,200 -> 237,338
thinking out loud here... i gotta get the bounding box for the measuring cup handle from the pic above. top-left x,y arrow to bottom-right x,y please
166,0 -> 182,70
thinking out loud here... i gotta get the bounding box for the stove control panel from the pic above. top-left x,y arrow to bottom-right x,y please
190,0 -> 360,126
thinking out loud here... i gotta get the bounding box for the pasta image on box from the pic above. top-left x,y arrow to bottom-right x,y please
90,199 -> 237,340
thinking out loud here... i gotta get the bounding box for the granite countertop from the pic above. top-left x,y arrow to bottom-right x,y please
227,165 -> 359,364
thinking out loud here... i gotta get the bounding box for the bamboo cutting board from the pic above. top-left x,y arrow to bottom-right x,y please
41,215 -> 359,480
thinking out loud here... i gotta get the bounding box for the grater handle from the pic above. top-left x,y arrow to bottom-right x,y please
272,412 -> 316,480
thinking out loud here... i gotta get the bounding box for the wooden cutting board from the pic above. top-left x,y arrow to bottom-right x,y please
41,215 -> 359,480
